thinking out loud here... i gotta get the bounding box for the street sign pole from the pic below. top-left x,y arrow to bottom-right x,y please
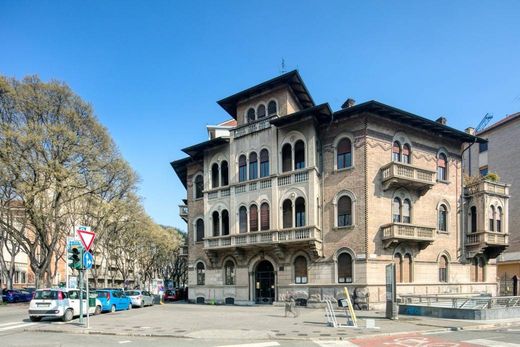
86,269 -> 90,328
79,269 -> 84,325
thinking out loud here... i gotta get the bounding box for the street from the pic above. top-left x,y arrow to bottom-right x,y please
1,302 -> 520,346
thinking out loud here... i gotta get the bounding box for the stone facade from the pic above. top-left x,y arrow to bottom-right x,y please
172,71 -> 510,308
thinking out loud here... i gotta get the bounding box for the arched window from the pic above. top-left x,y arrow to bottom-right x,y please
295,197 -> 305,227
212,211 -> 220,237
211,163 -> 219,188
196,262 -> 205,285
239,206 -> 247,233
247,107 -> 255,123
222,210 -> 229,236
338,253 -> 353,283
403,253 -> 412,283
437,153 -> 447,181
337,196 -> 352,227
337,138 -> 352,169
294,256 -> 308,284
497,207 -> 502,232
439,255 -> 448,282
224,260 -> 235,285
196,219 -> 204,242
438,204 -> 447,232
294,140 -> 305,169
489,206 -> 495,232
221,161 -> 229,186
257,104 -> 266,119
260,149 -> 269,177
470,206 -> 477,233
393,197 -> 402,223
249,204 -> 258,232
249,152 -> 258,180
268,100 -> 277,116
394,253 -> 403,283
282,144 -> 292,172
282,199 -> 293,228
260,203 -> 270,230
194,175 -> 203,199
402,199 -> 411,223
392,141 -> 401,162
239,155 -> 247,182
402,144 -> 411,164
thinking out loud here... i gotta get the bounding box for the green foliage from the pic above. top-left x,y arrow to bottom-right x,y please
484,172 -> 500,182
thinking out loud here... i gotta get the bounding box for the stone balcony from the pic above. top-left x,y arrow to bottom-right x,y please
466,230 -> 509,259
381,162 -> 436,194
465,180 -> 510,197
203,226 -> 323,263
179,205 -> 189,222
232,116 -> 275,139
381,222 -> 436,249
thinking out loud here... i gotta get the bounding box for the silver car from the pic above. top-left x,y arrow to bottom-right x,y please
124,290 -> 154,308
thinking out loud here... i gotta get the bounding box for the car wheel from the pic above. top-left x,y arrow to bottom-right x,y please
29,316 -> 42,322
62,309 -> 73,322
110,305 -> 116,313
94,305 -> 101,315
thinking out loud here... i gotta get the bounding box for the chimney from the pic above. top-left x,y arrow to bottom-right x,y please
341,98 -> 356,109
465,127 -> 475,135
436,116 -> 447,125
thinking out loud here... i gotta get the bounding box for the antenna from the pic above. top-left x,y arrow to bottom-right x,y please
475,113 -> 493,133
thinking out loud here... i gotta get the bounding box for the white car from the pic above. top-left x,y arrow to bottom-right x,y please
28,288 -> 102,322
124,290 -> 154,308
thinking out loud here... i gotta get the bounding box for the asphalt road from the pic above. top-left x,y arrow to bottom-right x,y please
1,303 -> 520,346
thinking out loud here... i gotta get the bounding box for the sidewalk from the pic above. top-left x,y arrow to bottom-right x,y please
25,302 -> 520,341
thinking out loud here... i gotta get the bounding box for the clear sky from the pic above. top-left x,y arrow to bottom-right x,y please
1,1 -> 519,230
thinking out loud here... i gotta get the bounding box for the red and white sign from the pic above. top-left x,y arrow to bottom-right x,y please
77,227 -> 95,251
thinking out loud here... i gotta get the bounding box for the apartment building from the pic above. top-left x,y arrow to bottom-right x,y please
464,112 -> 520,293
171,71 -> 510,307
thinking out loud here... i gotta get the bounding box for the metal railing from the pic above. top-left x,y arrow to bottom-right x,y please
400,294 -> 520,309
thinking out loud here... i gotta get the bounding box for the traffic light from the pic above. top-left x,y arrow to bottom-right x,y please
68,246 -> 83,270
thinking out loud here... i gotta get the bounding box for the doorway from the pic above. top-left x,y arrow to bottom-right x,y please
254,260 -> 275,304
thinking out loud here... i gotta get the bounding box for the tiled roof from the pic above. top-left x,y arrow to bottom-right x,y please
218,119 -> 237,127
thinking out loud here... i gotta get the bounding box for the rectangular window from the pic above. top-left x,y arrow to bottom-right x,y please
296,211 -> 305,227
439,268 -> 447,282
479,142 -> 488,153
239,166 -> 247,182
260,161 -> 269,177
249,161 -> 258,180
479,166 -> 488,177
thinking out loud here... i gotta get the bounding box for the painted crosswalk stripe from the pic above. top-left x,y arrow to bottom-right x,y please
464,339 -> 520,347
118,341 -> 132,344
216,343 -> 280,347
0,322 -> 36,332
312,340 -> 359,347
0,322 -> 21,328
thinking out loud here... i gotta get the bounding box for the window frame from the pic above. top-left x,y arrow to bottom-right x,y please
294,255 -> 308,284
224,260 -> 235,285
196,262 -> 205,285
336,137 -> 353,170
194,174 -> 204,200
437,151 -> 448,182
337,251 -> 354,283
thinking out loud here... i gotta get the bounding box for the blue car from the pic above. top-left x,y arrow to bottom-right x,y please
2,289 -> 33,303
95,289 -> 132,312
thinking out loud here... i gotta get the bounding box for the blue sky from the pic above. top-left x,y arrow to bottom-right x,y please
1,1 -> 519,230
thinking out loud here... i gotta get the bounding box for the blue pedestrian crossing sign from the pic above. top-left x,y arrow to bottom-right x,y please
83,251 -> 94,270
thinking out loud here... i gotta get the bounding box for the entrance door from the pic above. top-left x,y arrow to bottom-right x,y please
255,260 -> 275,304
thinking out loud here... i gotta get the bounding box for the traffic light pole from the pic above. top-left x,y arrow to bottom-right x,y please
79,269 -> 84,325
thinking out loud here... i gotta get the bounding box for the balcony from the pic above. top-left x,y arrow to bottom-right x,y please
466,231 -> 509,259
179,205 -> 188,222
381,222 -> 436,249
381,162 -> 436,194
204,226 -> 323,260
465,180 -> 510,197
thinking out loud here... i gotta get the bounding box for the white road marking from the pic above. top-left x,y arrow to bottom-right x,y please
464,339 -> 520,347
312,340 -> 359,347
0,322 -> 36,332
118,341 -> 132,344
216,343 -> 280,347
0,322 -> 21,327
422,330 -> 453,335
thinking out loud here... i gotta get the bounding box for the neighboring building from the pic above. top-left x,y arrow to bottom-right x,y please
171,71 -> 510,307
464,112 -> 520,294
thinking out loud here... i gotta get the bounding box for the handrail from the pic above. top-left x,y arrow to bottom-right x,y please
399,294 -> 520,309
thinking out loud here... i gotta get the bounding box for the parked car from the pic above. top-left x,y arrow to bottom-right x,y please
96,289 -> 131,312
2,289 -> 33,303
125,290 -> 154,308
163,289 -> 179,302
28,288 -> 102,322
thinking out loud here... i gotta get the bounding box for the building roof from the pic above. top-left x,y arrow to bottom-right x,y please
270,103 -> 332,127
170,157 -> 191,189
218,119 -> 237,127
334,100 -> 486,144
217,70 -> 315,119
477,112 -> 520,135
181,137 -> 229,158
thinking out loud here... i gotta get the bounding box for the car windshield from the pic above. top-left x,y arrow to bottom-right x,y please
125,291 -> 140,296
34,290 -> 59,300
166,290 -> 175,295
96,291 -> 109,297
